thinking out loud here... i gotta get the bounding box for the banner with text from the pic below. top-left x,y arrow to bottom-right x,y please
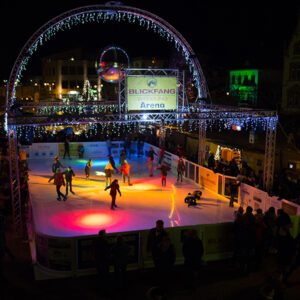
127,76 -> 177,111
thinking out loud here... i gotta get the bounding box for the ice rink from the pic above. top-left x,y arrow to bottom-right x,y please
27,156 -> 237,237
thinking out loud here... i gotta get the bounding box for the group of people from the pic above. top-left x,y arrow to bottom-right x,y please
94,219 -> 204,297
48,156 -> 75,201
146,146 -> 186,186
233,205 -> 300,283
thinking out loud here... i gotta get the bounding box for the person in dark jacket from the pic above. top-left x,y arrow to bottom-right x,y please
147,220 -> 168,264
158,146 -> 165,165
229,179 -> 240,207
95,229 -> 111,294
63,137 -> 71,159
105,179 -> 122,210
54,168 -> 67,201
63,166 -> 75,196
85,159 -> 92,180
155,164 -> 171,187
49,156 -> 65,182
177,158 -> 185,183
112,235 -> 130,289
182,229 -> 203,288
119,150 -> 127,167
147,147 -> 157,177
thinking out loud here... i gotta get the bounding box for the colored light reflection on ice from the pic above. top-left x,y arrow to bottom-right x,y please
80,213 -> 112,227
77,159 -> 108,167
50,209 -> 128,235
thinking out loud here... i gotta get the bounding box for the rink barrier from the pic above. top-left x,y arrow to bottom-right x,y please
19,141 -> 144,160
143,143 -> 300,215
31,221 -> 235,280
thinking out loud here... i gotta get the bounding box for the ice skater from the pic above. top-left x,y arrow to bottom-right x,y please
107,154 -> 119,174
104,162 -> 114,188
54,168 -> 67,201
119,160 -> 131,185
63,166 -> 75,196
155,163 -> 171,187
147,147 -> 156,177
85,159 -> 92,180
49,156 -> 66,182
105,179 -> 122,210
63,137 -> 71,159
119,150 -> 127,167
177,157 -> 185,183
158,146 -> 165,165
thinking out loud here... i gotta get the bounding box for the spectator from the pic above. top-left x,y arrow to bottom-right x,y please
112,235 -> 130,289
147,220 -> 168,265
154,236 -> 176,286
207,153 -> 215,170
95,230 -> 111,295
182,229 -> 203,289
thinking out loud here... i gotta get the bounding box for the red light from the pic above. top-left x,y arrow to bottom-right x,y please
100,62 -> 105,67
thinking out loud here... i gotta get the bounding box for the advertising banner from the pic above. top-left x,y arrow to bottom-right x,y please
199,167 -> 218,193
77,233 -> 140,270
127,76 -> 177,111
36,234 -> 73,271
29,143 -> 58,158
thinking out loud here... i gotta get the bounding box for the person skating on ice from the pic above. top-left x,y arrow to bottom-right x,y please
105,179 -> 121,210
107,154 -> 119,174
85,159 -> 92,180
63,166 -> 75,196
147,147 -> 157,177
155,163 -> 171,187
177,157 -> 185,183
119,160 -> 131,185
54,168 -> 67,201
63,136 -> 71,159
119,150 -> 127,167
104,162 -> 114,188
158,146 -> 165,165
48,156 -> 66,182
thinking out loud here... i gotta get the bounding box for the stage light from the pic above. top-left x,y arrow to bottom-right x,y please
142,114 -> 148,120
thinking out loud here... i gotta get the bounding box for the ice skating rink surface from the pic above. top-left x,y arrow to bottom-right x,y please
27,156 -> 236,237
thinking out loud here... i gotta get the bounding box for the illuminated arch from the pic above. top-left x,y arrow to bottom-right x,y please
6,3 -> 209,110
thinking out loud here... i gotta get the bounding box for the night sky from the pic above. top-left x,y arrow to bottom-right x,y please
1,0 -> 299,81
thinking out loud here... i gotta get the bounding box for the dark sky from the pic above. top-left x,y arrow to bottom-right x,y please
1,0 -> 299,81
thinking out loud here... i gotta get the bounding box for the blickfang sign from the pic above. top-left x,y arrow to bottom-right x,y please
127,76 -> 178,111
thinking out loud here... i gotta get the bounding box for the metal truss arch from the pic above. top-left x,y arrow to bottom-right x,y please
6,3 -> 208,112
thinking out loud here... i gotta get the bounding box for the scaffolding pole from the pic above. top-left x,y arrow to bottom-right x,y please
263,119 -> 277,193
8,126 -> 23,237
198,120 -> 206,166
